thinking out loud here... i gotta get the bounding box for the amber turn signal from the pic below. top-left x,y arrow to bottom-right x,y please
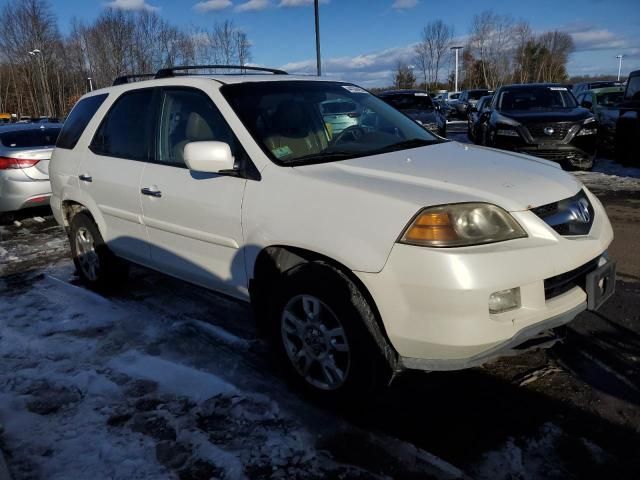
403,211 -> 459,243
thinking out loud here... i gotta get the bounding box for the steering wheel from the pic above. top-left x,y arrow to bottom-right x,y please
332,125 -> 366,145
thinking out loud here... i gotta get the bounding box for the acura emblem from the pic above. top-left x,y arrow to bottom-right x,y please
543,126 -> 555,135
570,198 -> 591,223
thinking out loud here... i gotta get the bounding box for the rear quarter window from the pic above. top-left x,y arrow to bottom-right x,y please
56,94 -> 108,149
0,128 -> 61,148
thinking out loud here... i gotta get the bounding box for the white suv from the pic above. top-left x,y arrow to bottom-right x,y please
49,67 -> 616,400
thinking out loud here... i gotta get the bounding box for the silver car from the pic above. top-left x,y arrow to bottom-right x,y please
0,123 -> 62,222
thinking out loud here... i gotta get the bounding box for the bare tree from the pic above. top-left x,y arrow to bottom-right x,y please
414,20 -> 453,89
468,11 -> 515,89
393,61 -> 416,89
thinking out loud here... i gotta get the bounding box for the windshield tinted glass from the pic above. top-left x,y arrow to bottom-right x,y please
497,86 -> 577,111
597,91 -> 624,106
222,81 -> 439,166
469,90 -> 489,100
384,93 -> 434,110
625,76 -> 640,101
0,127 -> 61,148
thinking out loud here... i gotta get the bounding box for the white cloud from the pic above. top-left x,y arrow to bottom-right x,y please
193,0 -> 233,12
236,0 -> 271,11
281,43 -> 419,87
104,0 -> 159,11
278,0 -> 328,7
392,0 -> 418,9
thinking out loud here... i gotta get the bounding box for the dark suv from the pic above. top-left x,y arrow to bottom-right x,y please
451,89 -> 491,119
485,84 -> 597,170
378,90 -> 447,136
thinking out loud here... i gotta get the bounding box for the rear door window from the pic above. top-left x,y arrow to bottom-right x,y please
0,128 -> 61,148
90,89 -> 156,161
56,94 -> 108,149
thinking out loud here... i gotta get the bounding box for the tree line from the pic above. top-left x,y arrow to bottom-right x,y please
395,11 -> 575,91
0,0 -> 251,118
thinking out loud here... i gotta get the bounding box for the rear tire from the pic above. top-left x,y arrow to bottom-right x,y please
268,263 -> 390,403
69,212 -> 129,290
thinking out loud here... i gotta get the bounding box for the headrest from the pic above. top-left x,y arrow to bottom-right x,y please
186,112 -> 214,140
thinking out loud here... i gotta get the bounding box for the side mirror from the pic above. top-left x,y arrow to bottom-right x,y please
184,141 -> 235,174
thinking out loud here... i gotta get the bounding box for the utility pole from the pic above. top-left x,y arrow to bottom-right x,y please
616,54 -> 624,82
451,46 -> 463,92
87,77 -> 94,92
314,0 -> 321,76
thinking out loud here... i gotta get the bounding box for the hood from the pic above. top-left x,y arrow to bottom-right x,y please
498,108 -> 591,124
299,141 -> 582,212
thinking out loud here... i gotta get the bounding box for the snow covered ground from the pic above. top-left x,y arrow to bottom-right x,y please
0,257 -> 466,480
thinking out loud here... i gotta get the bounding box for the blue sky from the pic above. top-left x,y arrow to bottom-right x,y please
20,0 -> 640,86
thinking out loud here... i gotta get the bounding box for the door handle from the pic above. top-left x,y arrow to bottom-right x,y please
141,187 -> 162,198
79,174 -> 92,182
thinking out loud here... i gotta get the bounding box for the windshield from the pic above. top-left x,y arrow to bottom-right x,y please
0,127 -> 61,148
222,81 -> 439,166
469,90 -> 489,100
497,86 -> 577,111
383,93 -> 434,111
597,91 -> 624,106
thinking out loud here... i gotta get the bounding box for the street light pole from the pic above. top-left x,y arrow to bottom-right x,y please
616,55 -> 624,82
451,46 -> 463,92
314,0 -> 321,76
28,48 -> 52,117
87,77 -> 94,92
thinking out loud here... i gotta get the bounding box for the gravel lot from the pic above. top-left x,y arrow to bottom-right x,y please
1,136 -> 639,479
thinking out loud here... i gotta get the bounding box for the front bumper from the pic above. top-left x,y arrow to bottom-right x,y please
0,171 -> 51,213
355,189 -> 614,370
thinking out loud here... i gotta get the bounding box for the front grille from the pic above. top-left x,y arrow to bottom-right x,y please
544,257 -> 600,300
531,189 -> 594,235
525,122 -> 573,141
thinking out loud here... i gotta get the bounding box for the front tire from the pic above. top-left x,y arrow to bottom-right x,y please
269,263 -> 389,402
69,212 -> 128,290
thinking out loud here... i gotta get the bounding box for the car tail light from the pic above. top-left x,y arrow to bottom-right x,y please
0,156 -> 40,169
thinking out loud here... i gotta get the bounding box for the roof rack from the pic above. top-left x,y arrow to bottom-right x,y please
113,74 -> 155,86
154,65 -> 288,79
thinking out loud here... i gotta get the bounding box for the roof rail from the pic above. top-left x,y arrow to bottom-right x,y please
113,74 -> 156,86
154,65 -> 288,79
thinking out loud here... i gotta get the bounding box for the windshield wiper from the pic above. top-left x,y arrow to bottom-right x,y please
281,151 -> 360,167
369,138 -> 438,155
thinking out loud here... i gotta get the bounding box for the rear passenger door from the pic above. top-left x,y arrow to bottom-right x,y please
81,88 -> 158,264
139,87 -> 247,299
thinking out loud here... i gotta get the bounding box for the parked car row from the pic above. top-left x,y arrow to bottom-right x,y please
463,74 -> 640,169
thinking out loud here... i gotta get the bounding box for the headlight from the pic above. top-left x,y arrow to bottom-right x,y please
400,203 -> 527,247
577,116 -> 597,136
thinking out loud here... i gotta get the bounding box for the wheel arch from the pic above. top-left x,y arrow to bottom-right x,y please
249,245 -> 399,370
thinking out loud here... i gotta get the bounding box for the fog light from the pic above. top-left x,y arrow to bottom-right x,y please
489,287 -> 521,314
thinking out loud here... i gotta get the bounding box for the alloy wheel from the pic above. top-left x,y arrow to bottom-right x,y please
281,294 -> 351,391
75,227 -> 100,281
